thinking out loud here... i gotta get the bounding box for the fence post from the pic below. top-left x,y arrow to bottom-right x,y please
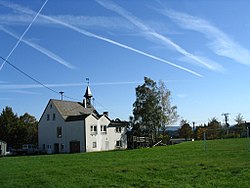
247,127 -> 249,151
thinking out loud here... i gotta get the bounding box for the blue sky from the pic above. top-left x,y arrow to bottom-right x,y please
1,0 -> 250,126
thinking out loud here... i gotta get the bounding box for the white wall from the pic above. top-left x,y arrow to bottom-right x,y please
85,115 -> 127,152
39,100 -> 127,154
38,100 -> 86,154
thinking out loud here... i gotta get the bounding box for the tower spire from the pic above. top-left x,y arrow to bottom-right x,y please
84,78 -> 93,108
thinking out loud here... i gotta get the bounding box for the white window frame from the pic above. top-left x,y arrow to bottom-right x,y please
101,125 -> 107,134
91,125 -> 97,135
116,140 -> 122,148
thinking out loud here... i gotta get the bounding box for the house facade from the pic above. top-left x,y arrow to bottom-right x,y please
38,86 -> 128,154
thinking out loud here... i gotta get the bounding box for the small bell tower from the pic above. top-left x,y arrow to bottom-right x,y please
84,78 -> 93,108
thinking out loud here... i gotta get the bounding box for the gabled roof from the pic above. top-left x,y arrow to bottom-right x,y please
51,99 -> 99,121
108,118 -> 129,127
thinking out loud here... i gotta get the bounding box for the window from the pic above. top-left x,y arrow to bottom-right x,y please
50,104 -> 52,109
92,142 -> 97,148
101,125 -> 107,134
116,126 -> 122,133
116,140 -> 122,148
47,114 -> 50,121
53,113 -> 56,120
91,125 -> 97,134
57,127 -> 62,138
42,144 -> 46,150
47,144 -> 51,149
61,144 -> 64,150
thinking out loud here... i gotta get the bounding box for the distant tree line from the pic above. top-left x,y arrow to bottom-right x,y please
0,106 -> 38,149
178,115 -> 249,140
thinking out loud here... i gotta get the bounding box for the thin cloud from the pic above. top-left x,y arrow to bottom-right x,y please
0,26 -> 75,69
95,0 -> 219,72
0,80 -> 183,90
161,9 -> 250,66
0,90 -> 40,95
0,14 -> 134,31
0,0 -> 48,71
177,94 -> 187,99
0,0 -> 202,77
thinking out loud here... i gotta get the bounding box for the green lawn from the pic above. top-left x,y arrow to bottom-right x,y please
1,138 -> 250,187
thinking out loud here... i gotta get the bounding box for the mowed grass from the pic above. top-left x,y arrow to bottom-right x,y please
1,138 -> 250,188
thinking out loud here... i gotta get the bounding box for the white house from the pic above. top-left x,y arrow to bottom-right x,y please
38,86 -> 128,154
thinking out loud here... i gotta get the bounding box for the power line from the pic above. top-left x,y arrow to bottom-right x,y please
0,55 -> 78,101
0,0 -> 49,71
0,55 -> 122,118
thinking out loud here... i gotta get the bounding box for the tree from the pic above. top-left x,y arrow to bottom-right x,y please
234,113 -> 244,125
19,113 -> 38,145
0,107 -> 38,149
158,80 -> 178,142
133,77 -> 161,145
207,118 -> 222,139
178,121 -> 193,139
0,106 -> 19,148
132,77 -> 178,146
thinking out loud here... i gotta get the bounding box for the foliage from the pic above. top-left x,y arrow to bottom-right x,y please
234,113 -> 244,125
0,106 -> 38,149
0,138 -> 249,187
132,77 -> 178,146
178,122 -> 193,139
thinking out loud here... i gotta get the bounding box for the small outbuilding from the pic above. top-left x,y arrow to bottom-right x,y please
0,140 -> 7,156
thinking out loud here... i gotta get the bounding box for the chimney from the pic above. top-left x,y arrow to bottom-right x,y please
83,99 -> 87,108
59,91 -> 64,100
103,111 -> 109,117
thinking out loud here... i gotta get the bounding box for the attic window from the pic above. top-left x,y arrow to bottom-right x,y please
50,104 -> 52,109
47,114 -> 50,121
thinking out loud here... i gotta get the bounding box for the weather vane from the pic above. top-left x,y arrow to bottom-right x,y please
86,78 -> 90,86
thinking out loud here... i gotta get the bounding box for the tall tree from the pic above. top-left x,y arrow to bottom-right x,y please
132,77 -> 178,146
0,106 -> 19,148
20,113 -> 38,145
133,77 -> 161,145
158,80 -> 178,141
0,107 -> 38,149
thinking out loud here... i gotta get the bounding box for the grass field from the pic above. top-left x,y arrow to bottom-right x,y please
0,138 -> 250,187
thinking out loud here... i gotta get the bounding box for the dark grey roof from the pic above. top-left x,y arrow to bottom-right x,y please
108,118 -> 129,127
51,99 -> 98,121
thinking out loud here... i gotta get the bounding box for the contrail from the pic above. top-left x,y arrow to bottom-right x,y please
0,26 -> 75,69
0,0 -> 202,77
0,0 -> 48,71
96,0 -> 214,71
